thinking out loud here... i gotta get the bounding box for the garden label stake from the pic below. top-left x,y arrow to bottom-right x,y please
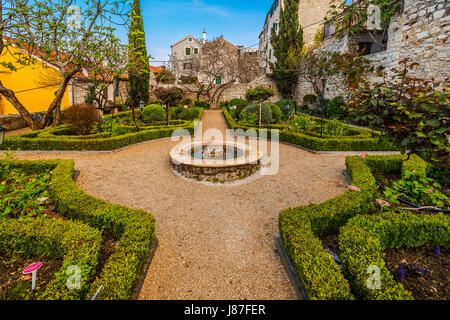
23,262 -> 42,291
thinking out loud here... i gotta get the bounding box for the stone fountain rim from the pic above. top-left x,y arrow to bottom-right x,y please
170,141 -> 262,168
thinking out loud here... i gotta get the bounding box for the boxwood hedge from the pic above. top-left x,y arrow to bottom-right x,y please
339,211 -> 450,300
278,156 -> 378,300
0,217 -> 102,300
1,109 -> 203,151
223,107 -> 397,152
278,154 -> 442,300
0,159 -> 156,300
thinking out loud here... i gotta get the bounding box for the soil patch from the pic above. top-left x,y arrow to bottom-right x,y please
0,255 -> 63,300
384,245 -> 449,300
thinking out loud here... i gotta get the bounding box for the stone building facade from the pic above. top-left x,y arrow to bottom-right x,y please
295,0 -> 450,104
170,35 -> 204,82
258,0 -> 330,73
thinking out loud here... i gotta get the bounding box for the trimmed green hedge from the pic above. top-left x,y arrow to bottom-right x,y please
1,109 -> 203,151
339,211 -> 450,300
278,157 -> 378,299
363,154 -> 431,177
223,107 -> 397,152
0,217 -> 102,300
0,160 -> 157,300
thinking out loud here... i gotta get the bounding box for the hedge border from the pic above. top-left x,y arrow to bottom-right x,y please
223,107 -> 398,152
278,154 -> 439,300
1,109 -> 204,151
0,159 -> 157,300
0,217 -> 102,300
278,156 -> 378,300
339,211 -> 450,300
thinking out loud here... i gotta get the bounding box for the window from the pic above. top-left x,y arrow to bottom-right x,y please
185,47 -> 191,56
215,76 -> 222,85
183,63 -> 192,70
189,37 -> 192,42
269,49 -> 272,59
194,48 -> 199,55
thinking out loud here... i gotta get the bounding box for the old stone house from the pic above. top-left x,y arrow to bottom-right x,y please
295,0 -> 450,104
258,0 -> 331,73
170,34 -> 204,83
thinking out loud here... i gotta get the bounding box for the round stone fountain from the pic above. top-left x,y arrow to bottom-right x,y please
170,141 -> 262,183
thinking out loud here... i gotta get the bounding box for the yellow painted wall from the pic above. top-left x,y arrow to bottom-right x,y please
0,46 -> 69,115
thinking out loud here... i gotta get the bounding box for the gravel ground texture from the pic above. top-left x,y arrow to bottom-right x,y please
7,110 -> 353,300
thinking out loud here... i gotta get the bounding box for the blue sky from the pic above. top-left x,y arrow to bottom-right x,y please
122,0 -> 274,65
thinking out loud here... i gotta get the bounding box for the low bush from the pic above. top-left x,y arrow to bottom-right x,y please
0,217 -> 102,300
180,107 -> 201,121
303,94 -> 317,107
275,100 -> 295,119
2,109 -> 204,151
326,96 -> 348,120
1,159 -> 157,300
269,104 -> 282,124
223,107 -> 397,152
339,211 -> 449,300
194,101 -> 210,109
142,104 -> 166,123
63,103 -> 102,135
240,104 -> 273,125
279,156 -> 378,299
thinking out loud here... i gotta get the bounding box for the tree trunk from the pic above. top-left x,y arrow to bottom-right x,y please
53,102 -> 62,127
259,99 -> 262,126
166,103 -> 171,126
39,71 -> 79,129
0,80 -> 39,130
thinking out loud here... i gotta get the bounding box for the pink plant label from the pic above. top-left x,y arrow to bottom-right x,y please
427,189 -> 433,193
360,152 -> 366,158
23,262 -> 42,274
376,199 -> 390,207
348,186 -> 361,192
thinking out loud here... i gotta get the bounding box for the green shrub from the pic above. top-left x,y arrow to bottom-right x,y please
142,104 -> 166,123
340,211 -> 450,300
303,94 -> 317,107
326,96 -> 348,120
276,100 -> 295,119
169,106 -> 184,120
63,103 -> 102,135
222,107 -> 397,152
229,98 -> 247,117
194,101 -> 210,109
0,216 -> 102,300
269,104 -> 282,124
278,156 -> 378,299
180,107 -> 201,121
240,104 -> 273,125
2,110 -> 204,151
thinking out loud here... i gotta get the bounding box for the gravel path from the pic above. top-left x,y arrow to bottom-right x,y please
9,110 -> 351,300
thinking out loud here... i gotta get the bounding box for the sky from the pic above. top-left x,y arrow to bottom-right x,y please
121,0 -> 274,66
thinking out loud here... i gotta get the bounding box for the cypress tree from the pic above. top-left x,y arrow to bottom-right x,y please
268,0 -> 304,98
128,0 -> 150,105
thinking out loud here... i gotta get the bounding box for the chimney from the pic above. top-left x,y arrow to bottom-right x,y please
203,29 -> 207,44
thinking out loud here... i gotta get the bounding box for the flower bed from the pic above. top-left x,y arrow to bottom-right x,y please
0,217 -> 102,300
1,109 -> 203,151
0,159 -> 156,300
340,211 -> 449,300
223,107 -> 397,152
278,154 -> 449,300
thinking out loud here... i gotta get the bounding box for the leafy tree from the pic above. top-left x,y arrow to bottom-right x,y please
154,87 -> 184,126
0,0 -> 129,130
156,69 -> 175,84
128,0 -> 150,105
268,0 -> 304,98
246,86 -> 275,126
325,0 -> 403,51
347,59 -> 449,167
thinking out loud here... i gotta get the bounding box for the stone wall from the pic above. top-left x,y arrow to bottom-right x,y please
295,0 -> 450,105
0,112 -> 45,131
150,75 -> 281,107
